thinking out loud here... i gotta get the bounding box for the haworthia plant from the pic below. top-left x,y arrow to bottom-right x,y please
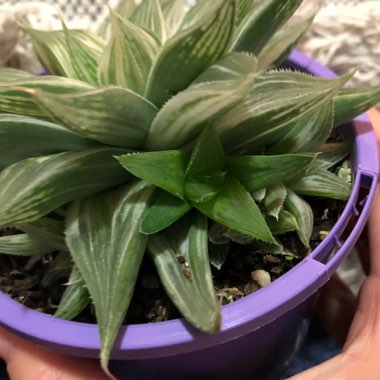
0,0 -> 378,376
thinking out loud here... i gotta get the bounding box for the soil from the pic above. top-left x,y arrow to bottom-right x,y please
0,197 -> 345,325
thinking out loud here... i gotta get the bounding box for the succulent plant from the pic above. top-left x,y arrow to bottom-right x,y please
0,0 -> 380,375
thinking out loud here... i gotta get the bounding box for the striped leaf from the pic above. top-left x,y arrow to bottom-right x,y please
263,183 -> 287,220
195,176 -> 278,245
0,233 -> 58,256
0,114 -> 100,170
161,0 -> 186,37
333,86 -> 380,127
62,23 -> 105,86
55,266 -> 91,320
266,209 -> 298,235
257,15 -> 314,70
148,212 -> 220,332
284,189 -> 313,248
26,28 -> 105,78
230,0 -> 303,54
31,87 -> 158,149
0,148 -> 130,226
41,252 -> 72,287
235,0 -> 256,25
99,10 -> 160,95
290,168 -> 351,201
0,68 -> 34,83
131,0 -> 168,42
179,0 -> 215,30
316,143 -> 351,169
208,242 -> 229,270
216,71 -> 349,153
267,103 -> 333,154
65,181 -> 154,372
141,190 -> 192,234
145,0 -> 236,107
146,53 -> 258,150
117,150 -> 189,200
0,73 -> 93,118
226,154 -> 315,192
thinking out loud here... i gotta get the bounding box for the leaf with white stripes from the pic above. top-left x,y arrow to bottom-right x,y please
98,10 -> 160,95
148,211 -> 220,332
65,181 -> 154,373
41,252 -> 72,287
179,0 -> 215,30
266,210 -> 298,235
0,114 -> 100,170
55,266 -> 91,320
284,189 -> 313,248
230,0 -> 303,54
0,73 -> 93,118
235,0 -> 256,26
131,0 -> 168,43
0,148 -> 130,226
161,0 -> 186,37
146,53 -> 258,150
145,0 -> 236,107
333,86 -> 380,127
215,71 -> 349,153
31,87 -> 158,149
316,143 -> 351,169
263,183 -> 287,220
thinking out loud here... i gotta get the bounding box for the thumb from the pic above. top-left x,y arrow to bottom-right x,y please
0,326 -> 109,380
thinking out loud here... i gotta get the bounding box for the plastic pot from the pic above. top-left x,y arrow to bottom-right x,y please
0,51 -> 378,380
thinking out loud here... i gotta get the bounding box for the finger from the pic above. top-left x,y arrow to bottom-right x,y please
0,326 -> 109,380
367,187 -> 380,277
316,273 -> 357,346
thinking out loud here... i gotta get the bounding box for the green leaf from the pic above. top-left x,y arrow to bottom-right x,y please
333,86 -> 380,127
99,10 -> 160,95
226,154 -> 315,192
284,189 -> 313,248
267,103 -> 333,154
148,211 -> 220,332
161,0 -> 186,37
145,0 -> 236,107
289,168 -> 351,200
41,251 -> 72,287
235,0 -> 256,25
62,23 -> 104,86
117,150 -> 189,200
140,190 -> 192,234
195,176 -> 277,245
317,143 -> 351,169
263,183 -> 287,220
65,181 -> 154,372
31,87 -> 158,149
230,0 -> 303,54
208,242 -> 229,270
0,114 -> 100,170
0,73 -> 93,118
55,266 -> 91,320
0,233 -> 58,256
266,209 -> 298,235
216,71 -> 349,153
146,53 -> 259,150
26,28 -> 105,78
179,0 -> 216,30
131,0 -> 168,42
0,148 -> 130,225
257,15 -> 314,71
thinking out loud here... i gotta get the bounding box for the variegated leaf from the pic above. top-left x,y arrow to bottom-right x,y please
208,242 -> 229,270
131,0 -> 168,42
195,176 -> 278,245
179,0 -> 215,30
41,251 -> 72,287
263,183 -> 287,220
148,211 -> 220,332
230,0 -> 303,54
0,148 -> 130,226
31,87 -> 158,149
257,15 -> 314,71
0,114 -> 100,170
235,0 -> 256,26
99,10 -> 160,95
290,167 -> 351,201
145,0 -> 236,107
226,153 -> 315,192
333,86 -> 380,127
0,73 -> 93,118
266,209 -> 298,235
284,189 -> 313,248
267,103 -> 333,154
55,266 -> 91,320
216,71 -> 349,153
146,53 -> 258,150
317,143 -> 351,169
161,0 -> 186,37
65,181 -> 154,372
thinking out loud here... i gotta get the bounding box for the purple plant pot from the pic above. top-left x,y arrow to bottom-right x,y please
0,51 -> 378,380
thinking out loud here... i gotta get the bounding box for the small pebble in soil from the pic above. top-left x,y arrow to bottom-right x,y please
251,269 -> 272,288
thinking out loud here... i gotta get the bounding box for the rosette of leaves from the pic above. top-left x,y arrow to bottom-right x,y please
0,0 -> 380,375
